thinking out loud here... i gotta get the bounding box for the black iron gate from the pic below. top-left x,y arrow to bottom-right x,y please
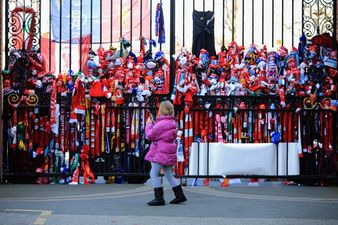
4,0 -> 337,72
1,0 -> 337,184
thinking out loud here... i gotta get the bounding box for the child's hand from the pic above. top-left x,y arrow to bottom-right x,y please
147,117 -> 154,124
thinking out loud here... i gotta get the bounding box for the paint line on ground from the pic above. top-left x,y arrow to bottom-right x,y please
34,217 -> 46,225
185,187 -> 338,203
5,209 -> 52,225
0,185 -> 151,201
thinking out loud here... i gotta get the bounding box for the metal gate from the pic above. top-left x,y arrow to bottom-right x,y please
1,0 -> 337,184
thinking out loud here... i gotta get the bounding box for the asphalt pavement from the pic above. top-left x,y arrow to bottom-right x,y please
0,179 -> 338,225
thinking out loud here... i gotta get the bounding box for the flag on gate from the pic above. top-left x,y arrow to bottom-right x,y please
40,34 -> 91,74
51,0 -> 150,44
40,34 -> 56,73
80,35 -> 91,74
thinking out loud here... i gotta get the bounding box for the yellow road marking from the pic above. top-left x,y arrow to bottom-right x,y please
5,209 -> 52,225
34,217 -> 46,225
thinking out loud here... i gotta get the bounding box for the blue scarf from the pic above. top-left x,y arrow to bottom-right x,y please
155,3 -> 165,44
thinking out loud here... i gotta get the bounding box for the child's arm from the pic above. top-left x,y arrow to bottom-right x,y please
145,116 -> 155,140
145,120 -> 161,141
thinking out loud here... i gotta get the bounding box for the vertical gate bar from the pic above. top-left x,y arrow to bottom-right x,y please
203,0 -> 205,48
49,0 -> 52,71
44,108 -> 49,173
16,105 -> 19,174
59,0 -> 62,73
5,0 -> 8,66
301,0 -> 304,36
140,0 -> 143,51
207,137 -> 209,176
110,0 -> 113,45
252,0 -> 254,43
213,0 -> 215,11
138,108 -> 142,174
320,110 -> 324,176
23,0 -> 26,50
272,0 -> 274,47
89,103 -> 93,172
292,0 -> 294,46
316,0 -> 319,35
282,0 -> 284,46
169,0 -> 175,95
23,0 -> 27,87
282,110 -> 286,174
69,1 -> 72,70
242,0 -> 244,46
287,112 -> 292,176
207,110 -> 210,176
120,0 -> 122,38
262,0 -> 264,44
159,0 -> 162,51
130,0 -> 133,51
328,111 -> 333,169
334,111 -> 337,158
193,0 -> 195,10
80,0 -> 83,71
333,0 -> 336,39
121,109 -> 127,175
67,101 -> 70,169
100,0 -> 102,46
276,141 -> 279,175
39,0 -> 41,48
197,140 -> 200,176
327,111 -> 337,174
188,110 -> 193,177
222,0 -> 225,46
90,0 -> 93,49
183,0 -> 185,47
108,102 -> 113,173
232,0 -> 234,41
57,103 -> 60,176
150,0 -> 152,52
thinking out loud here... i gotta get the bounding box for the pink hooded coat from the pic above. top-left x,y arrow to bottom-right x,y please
145,115 -> 177,166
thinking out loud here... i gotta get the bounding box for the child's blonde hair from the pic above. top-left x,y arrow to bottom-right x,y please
158,100 -> 174,116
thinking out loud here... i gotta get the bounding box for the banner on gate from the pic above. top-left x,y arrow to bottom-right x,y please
51,0 -> 150,43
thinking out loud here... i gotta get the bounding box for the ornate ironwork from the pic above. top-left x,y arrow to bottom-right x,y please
7,92 -> 39,107
303,0 -> 335,39
7,0 -> 40,54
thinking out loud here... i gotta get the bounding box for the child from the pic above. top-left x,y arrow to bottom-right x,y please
145,100 -> 187,206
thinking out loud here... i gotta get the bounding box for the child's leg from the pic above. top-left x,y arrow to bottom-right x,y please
163,165 -> 179,187
150,162 -> 163,188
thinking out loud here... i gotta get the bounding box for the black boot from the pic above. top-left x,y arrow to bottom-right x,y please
147,187 -> 165,206
170,185 -> 187,204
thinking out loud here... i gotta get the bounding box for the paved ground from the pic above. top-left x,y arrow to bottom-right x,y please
0,179 -> 338,225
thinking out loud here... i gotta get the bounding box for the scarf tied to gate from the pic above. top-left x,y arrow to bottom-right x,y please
155,3 -> 165,44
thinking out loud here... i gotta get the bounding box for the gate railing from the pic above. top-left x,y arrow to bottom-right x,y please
2,92 -> 337,183
1,0 -> 337,184
4,1 -> 337,74
185,95 -> 337,181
